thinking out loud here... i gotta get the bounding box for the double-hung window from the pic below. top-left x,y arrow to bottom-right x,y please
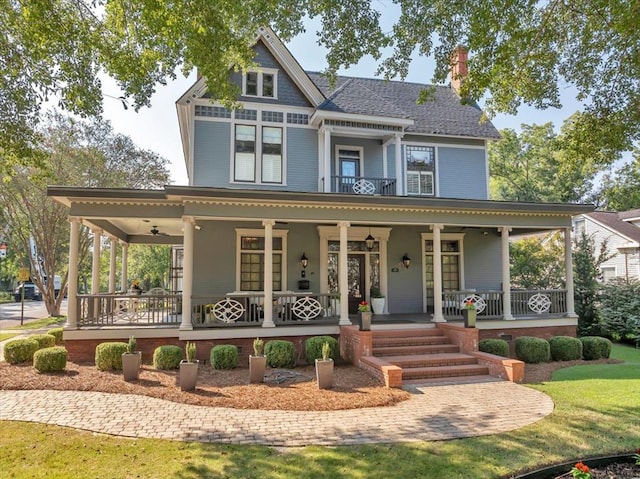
237,229 -> 287,292
234,125 -> 282,183
243,70 -> 277,98
406,145 -> 435,196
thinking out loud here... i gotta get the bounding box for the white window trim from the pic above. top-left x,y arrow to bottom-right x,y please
600,266 -> 617,281
404,143 -> 437,197
334,145 -> 364,179
231,122 -> 287,186
420,232 -> 465,312
235,228 -> 288,292
242,68 -> 279,99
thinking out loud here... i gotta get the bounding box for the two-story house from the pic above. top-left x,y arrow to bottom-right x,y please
49,27 -> 593,385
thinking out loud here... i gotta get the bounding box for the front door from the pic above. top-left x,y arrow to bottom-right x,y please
347,254 -> 365,314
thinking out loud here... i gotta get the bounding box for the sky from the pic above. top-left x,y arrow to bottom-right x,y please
100,17 -> 584,186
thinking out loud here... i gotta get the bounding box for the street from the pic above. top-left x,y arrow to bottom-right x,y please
0,299 -> 67,328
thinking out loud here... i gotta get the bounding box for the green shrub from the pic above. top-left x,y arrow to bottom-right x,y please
515,336 -> 550,364
479,339 -> 509,357
95,342 -> 128,371
305,336 -> 339,363
30,334 -> 56,350
47,328 -> 64,344
4,338 -> 39,364
600,278 -> 640,344
265,340 -> 296,368
580,336 -> 613,360
210,345 -> 238,369
548,336 -> 583,361
33,346 -> 67,372
152,345 -> 183,370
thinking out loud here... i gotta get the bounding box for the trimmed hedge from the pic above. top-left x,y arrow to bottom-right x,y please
580,336 -> 613,360
33,346 -> 67,372
152,345 -> 183,370
4,338 -> 39,364
549,336 -> 583,361
479,339 -> 509,357
515,336 -> 550,364
210,345 -> 238,370
305,336 -> 339,364
95,342 -> 128,371
47,328 -> 64,344
265,340 -> 296,368
30,334 -> 56,349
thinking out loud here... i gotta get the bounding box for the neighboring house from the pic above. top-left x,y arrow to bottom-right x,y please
573,210 -> 640,282
49,27 -> 593,385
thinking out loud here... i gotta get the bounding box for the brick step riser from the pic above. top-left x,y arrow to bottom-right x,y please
402,367 -> 490,380
372,338 -> 450,347
371,330 -> 444,339
390,358 -> 478,368
373,345 -> 460,356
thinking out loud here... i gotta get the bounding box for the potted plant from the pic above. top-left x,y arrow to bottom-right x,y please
122,336 -> 141,381
370,287 -> 386,314
315,341 -> 334,389
462,299 -> 477,328
249,337 -> 266,383
179,342 -> 199,391
130,279 -> 142,295
358,300 -> 372,331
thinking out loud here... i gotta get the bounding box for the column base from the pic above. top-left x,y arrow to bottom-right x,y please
431,315 -> 446,323
502,314 -> 515,321
179,323 -> 194,331
338,318 -> 352,326
63,322 -> 78,330
261,321 -> 276,328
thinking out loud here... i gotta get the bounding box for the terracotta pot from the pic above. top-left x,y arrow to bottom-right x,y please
249,355 -> 266,383
179,360 -> 199,391
122,352 -> 141,381
315,358 -> 334,389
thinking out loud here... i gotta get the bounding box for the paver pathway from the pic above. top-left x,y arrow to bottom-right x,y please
0,381 -> 553,446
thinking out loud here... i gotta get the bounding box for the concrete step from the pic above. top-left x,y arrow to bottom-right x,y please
383,353 -> 478,369
401,364 -> 490,380
373,343 -> 460,356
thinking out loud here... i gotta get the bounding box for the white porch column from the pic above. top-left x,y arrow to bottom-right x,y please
564,227 -> 577,317
120,242 -> 128,292
91,229 -> 102,294
380,237 -> 389,314
323,127 -> 332,192
500,227 -> 514,320
262,219 -> 276,328
431,224 -> 445,322
180,218 -> 194,330
66,218 -> 81,329
338,221 -> 351,325
394,134 -> 403,195
108,237 -> 117,293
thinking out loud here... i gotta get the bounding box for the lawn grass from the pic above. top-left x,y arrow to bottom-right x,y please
5,316 -> 65,330
0,344 -> 638,478
0,332 -> 20,342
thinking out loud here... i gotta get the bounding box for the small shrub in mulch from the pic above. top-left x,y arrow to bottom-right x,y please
515,336 -> 550,364
95,342 -> 128,371
153,345 -> 183,370
304,336 -> 339,364
548,336 -> 583,361
265,340 -> 295,368
580,336 -> 613,360
33,346 -> 67,372
4,338 -> 39,364
210,345 -> 238,370
479,339 -> 509,357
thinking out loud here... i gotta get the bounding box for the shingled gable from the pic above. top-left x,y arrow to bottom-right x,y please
586,211 -> 640,244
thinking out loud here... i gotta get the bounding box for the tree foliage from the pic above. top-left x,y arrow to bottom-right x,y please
510,234 -> 564,290
599,278 -> 640,345
598,151 -> 640,211
1,1 -> 638,170
126,245 -> 171,291
0,112 -> 170,315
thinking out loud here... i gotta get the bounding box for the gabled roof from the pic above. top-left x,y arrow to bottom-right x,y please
618,209 -> 640,222
585,211 -> 640,244
307,73 -> 501,139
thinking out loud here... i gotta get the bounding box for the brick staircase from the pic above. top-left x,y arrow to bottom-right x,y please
360,327 -> 492,385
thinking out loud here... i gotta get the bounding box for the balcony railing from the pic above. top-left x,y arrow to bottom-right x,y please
77,293 -> 182,327
330,176 -> 397,196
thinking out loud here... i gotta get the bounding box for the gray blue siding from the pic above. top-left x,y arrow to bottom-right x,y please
437,147 -> 487,200
193,120 -> 231,187
286,127 -> 319,192
330,136 -> 384,178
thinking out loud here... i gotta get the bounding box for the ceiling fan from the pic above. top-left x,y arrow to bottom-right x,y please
150,225 -> 169,236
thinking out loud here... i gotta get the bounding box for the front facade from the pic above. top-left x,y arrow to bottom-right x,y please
50,28 -> 593,381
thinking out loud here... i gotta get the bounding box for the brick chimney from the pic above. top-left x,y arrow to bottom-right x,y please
450,45 -> 468,93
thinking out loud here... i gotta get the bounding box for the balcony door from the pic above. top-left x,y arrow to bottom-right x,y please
336,147 -> 362,193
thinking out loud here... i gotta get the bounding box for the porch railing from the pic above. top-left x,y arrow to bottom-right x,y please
191,292 -> 340,328
76,293 -> 182,327
442,289 -> 568,320
330,176 -> 397,196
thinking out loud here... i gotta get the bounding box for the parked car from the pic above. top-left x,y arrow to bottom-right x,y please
14,283 -> 42,302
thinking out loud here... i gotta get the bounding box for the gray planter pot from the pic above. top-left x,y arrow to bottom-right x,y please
122,352 -> 141,381
179,360 -> 199,391
463,308 -> 477,328
315,358 -> 334,389
359,312 -> 372,331
249,355 -> 267,383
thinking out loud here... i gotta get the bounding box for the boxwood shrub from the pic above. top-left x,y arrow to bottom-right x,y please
515,336 -> 550,363
548,336 -> 583,361
210,344 -> 238,370
30,334 -> 56,349
4,338 -> 39,364
153,345 -> 183,370
580,336 -> 613,360
305,336 -> 339,363
265,340 -> 296,368
47,327 -> 64,344
95,342 -> 128,371
479,339 -> 509,357
33,346 -> 67,372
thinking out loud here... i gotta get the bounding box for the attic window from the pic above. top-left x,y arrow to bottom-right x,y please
243,70 -> 278,99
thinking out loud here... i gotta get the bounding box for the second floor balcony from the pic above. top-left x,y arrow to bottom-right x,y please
329,176 -> 397,196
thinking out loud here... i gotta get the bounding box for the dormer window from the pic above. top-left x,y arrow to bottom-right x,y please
243,69 -> 277,99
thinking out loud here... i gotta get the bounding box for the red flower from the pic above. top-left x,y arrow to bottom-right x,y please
575,462 -> 589,473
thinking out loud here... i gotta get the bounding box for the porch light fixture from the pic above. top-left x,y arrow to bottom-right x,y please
365,232 -> 375,251
402,253 -> 411,269
300,253 -> 309,269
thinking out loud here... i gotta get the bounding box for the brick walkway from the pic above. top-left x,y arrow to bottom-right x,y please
0,382 -> 553,446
